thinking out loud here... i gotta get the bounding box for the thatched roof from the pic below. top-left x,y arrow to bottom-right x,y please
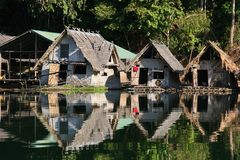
180,41 -> 240,81
34,28 -> 121,72
125,41 -> 184,72
0,33 -> 14,45
228,46 -> 240,67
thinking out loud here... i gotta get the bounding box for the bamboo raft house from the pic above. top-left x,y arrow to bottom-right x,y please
0,30 -> 60,87
180,41 -> 240,91
34,28 -> 135,89
123,40 -> 184,91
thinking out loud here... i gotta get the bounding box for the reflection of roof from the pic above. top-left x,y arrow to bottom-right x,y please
30,134 -> 57,148
0,128 -> 14,140
67,108 -> 113,150
116,117 -> 133,130
151,109 -> 182,139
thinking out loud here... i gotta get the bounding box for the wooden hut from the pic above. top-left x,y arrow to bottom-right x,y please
124,41 -> 184,88
34,28 -> 123,89
181,41 -> 240,88
0,30 -> 59,83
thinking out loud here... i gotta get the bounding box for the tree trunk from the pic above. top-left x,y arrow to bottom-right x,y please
230,0 -> 236,47
200,0 -> 204,11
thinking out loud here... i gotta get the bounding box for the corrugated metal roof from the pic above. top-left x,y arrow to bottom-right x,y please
115,45 -> 136,60
32,30 -> 60,41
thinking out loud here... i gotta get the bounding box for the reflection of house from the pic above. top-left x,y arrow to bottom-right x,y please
116,93 -> 181,138
181,41 -> 240,88
181,94 -> 238,133
0,30 -> 59,81
124,41 -> 184,88
38,92 -> 117,149
34,28 -> 125,89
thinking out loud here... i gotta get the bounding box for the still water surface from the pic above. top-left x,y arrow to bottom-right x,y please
0,91 -> 239,160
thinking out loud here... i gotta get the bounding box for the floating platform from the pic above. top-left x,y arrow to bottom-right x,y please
126,85 -> 238,94
128,86 -> 173,93
181,86 -> 236,94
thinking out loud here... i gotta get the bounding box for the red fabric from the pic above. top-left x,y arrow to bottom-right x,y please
133,66 -> 139,72
133,107 -> 139,113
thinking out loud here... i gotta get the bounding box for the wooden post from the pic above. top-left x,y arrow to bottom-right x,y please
8,52 -> 11,79
192,68 -> 198,87
192,94 -> 198,113
34,35 -> 38,79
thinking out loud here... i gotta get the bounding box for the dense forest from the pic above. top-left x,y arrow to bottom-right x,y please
0,0 -> 239,63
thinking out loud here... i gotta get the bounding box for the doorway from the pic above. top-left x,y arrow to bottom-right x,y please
139,68 -> 148,85
197,70 -> 208,86
59,64 -> 68,84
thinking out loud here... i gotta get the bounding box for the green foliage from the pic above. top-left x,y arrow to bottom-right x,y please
2,0 -> 240,60
169,12 -> 211,62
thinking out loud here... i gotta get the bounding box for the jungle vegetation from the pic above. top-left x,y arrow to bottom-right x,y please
0,0 -> 239,64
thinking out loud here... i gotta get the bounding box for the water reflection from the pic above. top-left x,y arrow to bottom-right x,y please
0,92 -> 239,159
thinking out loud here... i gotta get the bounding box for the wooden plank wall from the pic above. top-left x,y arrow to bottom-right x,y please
48,63 -> 60,86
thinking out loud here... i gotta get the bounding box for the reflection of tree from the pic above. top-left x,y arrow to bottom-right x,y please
167,116 -> 210,160
210,108 -> 239,142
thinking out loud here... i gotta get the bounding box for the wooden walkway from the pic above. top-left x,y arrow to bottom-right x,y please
126,85 -> 237,94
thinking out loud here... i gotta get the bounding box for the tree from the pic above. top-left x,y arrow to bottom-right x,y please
230,0 -> 236,47
92,0 -> 184,51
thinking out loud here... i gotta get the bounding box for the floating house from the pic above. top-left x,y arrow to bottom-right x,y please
181,41 -> 240,88
0,30 -> 59,82
180,93 -> 238,140
124,41 -> 184,88
34,28 -> 130,89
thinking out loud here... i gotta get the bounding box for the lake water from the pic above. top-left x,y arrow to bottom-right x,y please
0,91 -> 239,160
